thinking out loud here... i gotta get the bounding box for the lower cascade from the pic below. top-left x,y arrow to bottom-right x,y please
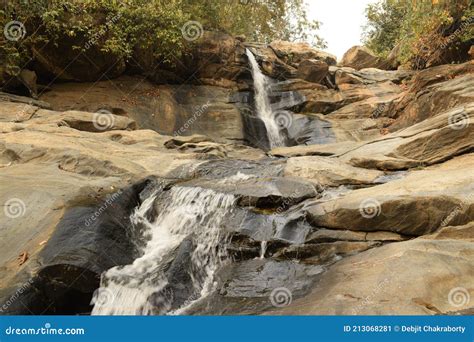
246,48 -> 285,148
91,187 -> 236,315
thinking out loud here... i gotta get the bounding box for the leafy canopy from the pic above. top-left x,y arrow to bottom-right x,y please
362,0 -> 473,68
1,0 -> 326,77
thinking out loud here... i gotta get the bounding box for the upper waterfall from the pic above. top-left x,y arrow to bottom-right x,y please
246,48 -> 284,148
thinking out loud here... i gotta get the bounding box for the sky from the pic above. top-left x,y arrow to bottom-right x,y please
305,0 -> 379,61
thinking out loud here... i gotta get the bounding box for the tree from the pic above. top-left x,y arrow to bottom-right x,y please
0,0 -> 326,79
362,0 -> 473,68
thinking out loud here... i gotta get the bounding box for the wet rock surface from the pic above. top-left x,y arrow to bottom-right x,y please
179,176 -> 319,208
184,259 -> 324,315
267,223 -> 474,315
0,180 -> 150,314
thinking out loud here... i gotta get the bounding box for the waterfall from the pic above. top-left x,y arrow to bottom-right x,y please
91,186 -> 235,315
246,49 -> 284,148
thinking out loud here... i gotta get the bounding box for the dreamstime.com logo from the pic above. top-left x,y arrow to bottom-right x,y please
4,21 -> 26,41
359,198 -> 381,219
274,110 -> 293,130
448,108 -> 470,130
3,198 -> 26,219
4,323 -> 85,336
93,109 -> 115,131
181,21 -> 203,41
269,287 -> 292,307
91,288 -> 116,307
448,287 -> 470,308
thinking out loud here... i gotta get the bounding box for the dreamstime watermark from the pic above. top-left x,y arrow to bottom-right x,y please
352,278 -> 390,314
439,17 -> 474,50
4,20 -> 26,41
269,287 -> 292,307
181,21 -> 203,42
3,198 -> 26,219
84,13 -> 122,50
447,107 -> 470,130
84,190 -> 123,227
359,198 -> 381,219
417,16 -> 473,66
93,109 -> 115,131
272,185 -> 321,217
5,323 -> 85,336
349,102 -> 390,137
439,192 -> 473,228
173,101 -> 211,136
274,110 -> 293,130
448,287 -> 470,308
90,288 -> 116,307
239,0 -> 269,4
0,279 -> 34,313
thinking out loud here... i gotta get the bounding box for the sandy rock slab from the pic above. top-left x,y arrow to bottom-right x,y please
284,155 -> 384,187
336,104 -> 474,171
305,153 -> 474,236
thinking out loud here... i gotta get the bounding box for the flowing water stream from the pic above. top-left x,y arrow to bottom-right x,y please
246,49 -> 284,148
90,52 -> 305,315
91,186 -> 235,315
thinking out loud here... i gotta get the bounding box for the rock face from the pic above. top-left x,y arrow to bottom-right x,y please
284,156 -> 384,187
268,223 -> 474,315
269,40 -> 337,66
297,59 -> 329,84
39,77 -> 245,144
340,46 -> 393,70
390,62 -> 474,130
306,154 -> 474,236
1,181 -> 149,314
180,176 -> 319,208
0,35 -> 473,317
332,66 -> 412,85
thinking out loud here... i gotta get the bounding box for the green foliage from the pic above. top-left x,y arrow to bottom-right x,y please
181,0 -> 326,48
362,0 -> 408,57
0,0 -> 326,79
362,0 -> 473,68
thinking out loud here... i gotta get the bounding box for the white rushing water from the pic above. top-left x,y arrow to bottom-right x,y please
91,186 -> 235,315
246,48 -> 284,148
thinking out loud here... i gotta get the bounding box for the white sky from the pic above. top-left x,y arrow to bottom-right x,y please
305,0 -> 379,60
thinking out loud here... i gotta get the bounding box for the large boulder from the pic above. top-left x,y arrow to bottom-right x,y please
390,62 -> 474,130
296,59 -> 328,84
244,44 -> 296,80
340,46 -> 393,70
133,31 -> 246,87
306,153 -> 474,236
269,40 -> 337,67
295,80 -> 401,114
340,105 -> 474,170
